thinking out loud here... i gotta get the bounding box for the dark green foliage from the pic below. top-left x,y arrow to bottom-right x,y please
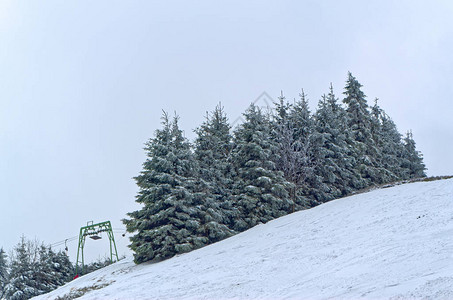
314,85 -> 357,200
0,248 -> 8,299
272,91 -> 327,207
34,245 -> 55,294
3,238 -> 74,300
343,73 -> 382,187
124,72 -> 426,265
194,104 -> 237,242
380,114 -> 405,178
370,102 -> 405,183
123,112 -> 208,263
271,93 -> 304,209
343,72 -> 372,143
289,91 -> 328,204
3,237 -> 40,300
401,131 -> 426,178
41,248 -> 74,288
33,245 -> 73,294
231,104 -> 293,230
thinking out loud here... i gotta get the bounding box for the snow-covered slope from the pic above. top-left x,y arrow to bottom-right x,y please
34,179 -> 453,299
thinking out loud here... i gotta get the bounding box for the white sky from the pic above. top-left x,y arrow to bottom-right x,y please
1,0 -> 452,262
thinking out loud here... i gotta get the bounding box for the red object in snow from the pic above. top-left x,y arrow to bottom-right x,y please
73,274 -> 79,280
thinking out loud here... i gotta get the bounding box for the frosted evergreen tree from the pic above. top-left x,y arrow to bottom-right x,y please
4,237 -> 40,300
34,244 -> 55,294
379,114 -> 406,179
314,94 -> 337,198
343,72 -> 372,143
194,104 -> 237,242
0,248 -> 8,299
368,99 -> 399,183
342,72 -> 377,188
33,246 -> 73,293
53,250 -> 74,286
271,92 -> 299,209
369,99 -> 384,168
123,112 -> 207,263
231,104 -> 293,230
289,91 -> 326,205
314,84 -> 357,200
289,90 -> 312,151
401,131 -> 426,179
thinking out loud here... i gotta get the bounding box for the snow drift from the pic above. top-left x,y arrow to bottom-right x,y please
34,178 -> 453,299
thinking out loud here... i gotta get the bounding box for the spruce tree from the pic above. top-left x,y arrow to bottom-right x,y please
271,92 -> 299,209
231,104 -> 293,230
53,250 -> 74,286
0,247 -> 8,299
194,104 -> 236,242
374,109 -> 407,182
121,74 -> 427,264
33,246 -> 73,293
288,91 -> 326,205
368,99 -> 401,183
401,131 -> 426,179
343,72 -> 372,143
34,244 -> 55,294
314,84 -> 357,200
4,237 -> 40,300
342,72 -> 377,188
123,112 -> 207,263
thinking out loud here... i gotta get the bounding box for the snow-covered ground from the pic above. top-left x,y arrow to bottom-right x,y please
34,179 -> 453,299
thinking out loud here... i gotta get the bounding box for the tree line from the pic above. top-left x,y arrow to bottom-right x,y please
122,72 -> 426,264
0,237 -> 73,300
0,236 -> 114,300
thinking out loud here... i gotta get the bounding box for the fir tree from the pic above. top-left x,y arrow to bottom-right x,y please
289,91 -> 326,205
314,84 -> 357,200
52,250 -> 74,286
342,72 -> 377,188
34,244 -> 56,294
33,246 -> 73,293
123,112 -> 207,263
231,104 -> 293,230
374,106 -> 409,182
122,73 -> 427,264
368,99 -> 400,183
194,104 -> 237,242
4,237 -> 40,300
402,131 -> 426,179
0,248 -> 8,299
290,90 -> 313,148
271,92 -> 299,209
343,72 -> 372,143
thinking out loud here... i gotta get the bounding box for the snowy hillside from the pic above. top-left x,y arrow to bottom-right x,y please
34,179 -> 453,299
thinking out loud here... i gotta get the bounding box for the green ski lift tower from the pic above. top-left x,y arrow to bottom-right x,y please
75,220 -> 119,277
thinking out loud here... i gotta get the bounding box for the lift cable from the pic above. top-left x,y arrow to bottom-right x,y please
48,227 -> 127,250
49,236 -> 78,248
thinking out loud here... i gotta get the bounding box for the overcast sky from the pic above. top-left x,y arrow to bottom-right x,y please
1,0 -> 452,262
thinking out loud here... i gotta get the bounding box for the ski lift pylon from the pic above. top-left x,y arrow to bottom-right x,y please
75,220 -> 119,277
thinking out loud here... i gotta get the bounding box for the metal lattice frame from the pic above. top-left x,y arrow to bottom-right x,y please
75,220 -> 119,276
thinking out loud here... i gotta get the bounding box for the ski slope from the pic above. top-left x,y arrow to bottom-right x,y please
34,178 -> 453,299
